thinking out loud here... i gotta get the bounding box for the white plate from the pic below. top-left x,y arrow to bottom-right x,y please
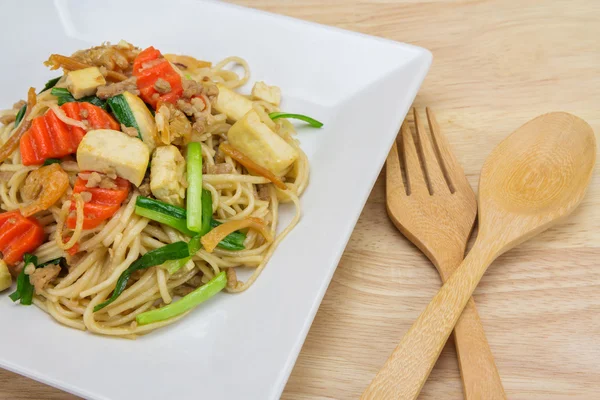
0,1 -> 431,399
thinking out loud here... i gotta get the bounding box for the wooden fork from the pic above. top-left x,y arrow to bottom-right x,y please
377,108 -> 506,399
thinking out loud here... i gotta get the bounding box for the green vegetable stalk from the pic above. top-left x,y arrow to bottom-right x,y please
51,87 -> 107,110
94,242 -> 190,312
136,271 -> 227,325
134,195 -> 246,250
268,112 -> 324,128
186,142 -> 203,232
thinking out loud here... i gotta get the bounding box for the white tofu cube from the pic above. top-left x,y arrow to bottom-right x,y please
251,81 -> 281,106
214,84 -> 253,122
150,145 -> 186,206
66,67 -> 106,99
227,110 -> 297,176
77,129 -> 149,186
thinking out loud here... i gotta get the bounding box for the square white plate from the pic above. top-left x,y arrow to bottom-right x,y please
0,1 -> 431,399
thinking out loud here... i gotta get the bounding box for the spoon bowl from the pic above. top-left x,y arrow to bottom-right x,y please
478,112 -> 596,253
363,112 -> 596,400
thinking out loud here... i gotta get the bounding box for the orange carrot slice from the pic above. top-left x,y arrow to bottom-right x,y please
201,217 -> 272,253
20,103 -> 119,166
219,143 -> 287,190
0,210 -> 45,267
66,174 -> 130,230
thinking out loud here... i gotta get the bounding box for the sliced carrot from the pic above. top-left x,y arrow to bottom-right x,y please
133,46 -> 183,108
219,143 -> 287,190
20,103 -> 119,166
200,217 -> 272,253
0,210 -> 45,267
64,240 -> 79,256
66,174 -> 130,230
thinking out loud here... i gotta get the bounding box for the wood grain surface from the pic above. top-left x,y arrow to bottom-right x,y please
1,0 -> 599,399
365,112 -> 596,399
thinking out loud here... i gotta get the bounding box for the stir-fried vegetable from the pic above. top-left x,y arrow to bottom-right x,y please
135,195 -> 246,251
108,92 -> 158,151
162,234 -> 202,275
20,102 -> 119,165
20,163 -> 70,217
132,47 -> 183,108
45,54 -> 127,82
0,260 -> 12,292
107,93 -> 141,138
93,241 -> 190,312
268,112 -> 324,128
0,211 -> 45,266
14,104 -> 26,127
201,217 -> 272,253
219,143 -> 287,190
208,219 -> 247,251
135,196 -> 196,237
67,174 -> 131,230
0,88 -> 36,163
51,87 -> 107,110
186,142 -> 203,232
9,256 -> 64,305
43,158 -> 61,166
136,271 -> 226,325
39,76 -> 61,93
9,254 -> 37,305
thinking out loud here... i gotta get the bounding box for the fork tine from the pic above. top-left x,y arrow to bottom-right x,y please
400,121 -> 427,195
413,108 -> 450,195
426,108 -> 470,192
386,137 -> 406,195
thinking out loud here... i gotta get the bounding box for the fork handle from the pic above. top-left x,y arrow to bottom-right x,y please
361,242 -> 497,400
454,296 -> 506,399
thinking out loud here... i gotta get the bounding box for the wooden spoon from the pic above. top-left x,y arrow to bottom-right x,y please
363,112 -> 596,399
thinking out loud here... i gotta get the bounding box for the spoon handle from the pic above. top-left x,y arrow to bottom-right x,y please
361,244 -> 495,400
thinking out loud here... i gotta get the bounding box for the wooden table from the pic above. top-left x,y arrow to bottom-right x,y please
2,1 -> 599,399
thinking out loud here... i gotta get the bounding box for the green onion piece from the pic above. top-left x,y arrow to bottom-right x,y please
18,273 -> 35,305
135,195 -> 245,250
268,112 -> 323,128
210,219 -> 246,251
135,197 -> 195,236
94,242 -> 190,312
164,257 -> 191,275
135,206 -> 196,237
14,105 -> 26,128
43,158 -> 61,166
9,254 -> 38,305
51,88 -> 108,110
188,235 -> 202,255
200,189 -> 213,236
39,76 -> 61,94
164,233 -> 202,274
186,142 -> 203,232
86,96 -> 108,110
38,257 -> 64,268
136,271 -> 226,325
9,269 -> 27,302
51,87 -> 76,105
107,94 -> 142,140
136,196 -> 187,219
